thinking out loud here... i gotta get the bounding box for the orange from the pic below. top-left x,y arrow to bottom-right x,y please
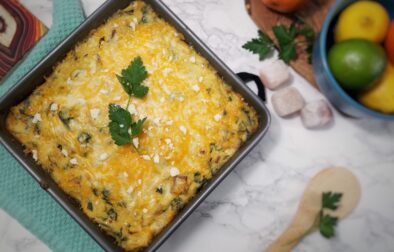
385,21 -> 394,64
261,0 -> 307,13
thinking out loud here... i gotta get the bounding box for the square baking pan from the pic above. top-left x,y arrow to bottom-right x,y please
0,0 -> 270,251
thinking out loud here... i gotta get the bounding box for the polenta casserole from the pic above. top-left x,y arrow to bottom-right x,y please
6,1 -> 258,251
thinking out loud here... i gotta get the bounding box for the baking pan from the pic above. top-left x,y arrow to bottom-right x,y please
0,0 -> 270,251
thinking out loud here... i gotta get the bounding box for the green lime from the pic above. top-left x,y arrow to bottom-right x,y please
328,39 -> 387,91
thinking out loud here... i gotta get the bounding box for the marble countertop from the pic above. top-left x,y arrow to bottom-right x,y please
1,0 -> 393,252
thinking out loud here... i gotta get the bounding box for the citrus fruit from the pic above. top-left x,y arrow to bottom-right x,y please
328,39 -> 387,91
359,63 -> 394,113
261,0 -> 307,13
335,1 -> 389,43
385,21 -> 394,64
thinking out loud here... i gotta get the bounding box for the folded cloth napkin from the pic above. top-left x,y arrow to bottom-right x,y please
0,0 -> 102,251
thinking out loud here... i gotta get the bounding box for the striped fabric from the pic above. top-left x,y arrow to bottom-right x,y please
0,0 -> 46,79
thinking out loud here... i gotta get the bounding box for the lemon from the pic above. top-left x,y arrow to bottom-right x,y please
358,63 -> 394,113
335,1 -> 390,43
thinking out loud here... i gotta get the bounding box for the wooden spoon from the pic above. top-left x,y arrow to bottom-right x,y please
266,167 -> 361,252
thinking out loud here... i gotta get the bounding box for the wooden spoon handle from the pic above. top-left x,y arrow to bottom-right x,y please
265,218 -> 316,252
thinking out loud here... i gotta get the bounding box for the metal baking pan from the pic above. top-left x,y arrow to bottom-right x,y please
0,0 -> 270,251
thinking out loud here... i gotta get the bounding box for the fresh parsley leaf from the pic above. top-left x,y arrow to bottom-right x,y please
322,192 -> 343,210
272,25 -> 296,47
279,43 -> 297,64
242,31 -> 274,60
116,56 -> 149,98
299,26 -> 315,42
130,118 -> 146,137
108,104 -> 132,145
272,25 -> 298,63
289,22 -> 298,39
319,212 -> 338,238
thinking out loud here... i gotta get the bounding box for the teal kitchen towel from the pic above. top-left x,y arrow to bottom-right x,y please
0,0 -> 102,251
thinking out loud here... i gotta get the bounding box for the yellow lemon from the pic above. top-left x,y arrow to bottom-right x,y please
358,63 -> 394,113
335,1 -> 390,43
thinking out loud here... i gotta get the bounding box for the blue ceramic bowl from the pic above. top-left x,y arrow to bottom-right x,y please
313,0 -> 394,120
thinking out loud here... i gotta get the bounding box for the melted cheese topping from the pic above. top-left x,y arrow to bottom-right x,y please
6,2 -> 258,251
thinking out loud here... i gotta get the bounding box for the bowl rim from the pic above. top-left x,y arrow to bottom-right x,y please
319,0 -> 394,120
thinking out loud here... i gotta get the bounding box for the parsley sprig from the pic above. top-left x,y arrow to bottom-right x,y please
286,191 -> 343,247
109,56 -> 149,147
242,22 -> 315,64
319,192 -> 343,238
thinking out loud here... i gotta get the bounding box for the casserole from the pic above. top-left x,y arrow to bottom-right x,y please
0,0 -> 270,251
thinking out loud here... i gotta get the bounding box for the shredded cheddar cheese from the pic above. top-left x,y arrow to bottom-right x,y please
6,2 -> 258,251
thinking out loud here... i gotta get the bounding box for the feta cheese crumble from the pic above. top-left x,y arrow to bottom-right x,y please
32,113 -> 42,124
90,108 -> 101,120
170,167 -> 180,177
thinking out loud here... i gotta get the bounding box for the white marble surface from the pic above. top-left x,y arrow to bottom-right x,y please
1,0 -> 394,252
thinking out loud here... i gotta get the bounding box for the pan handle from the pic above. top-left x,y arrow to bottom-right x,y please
236,72 -> 266,102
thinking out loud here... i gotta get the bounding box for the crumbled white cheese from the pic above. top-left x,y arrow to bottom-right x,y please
170,167 -> 180,177
70,158 -> 78,165
190,56 -> 196,63
214,114 -> 222,121
168,55 -> 173,61
99,153 -> 109,161
179,125 -> 187,134
142,208 -> 148,214
99,89 -> 109,94
90,108 -> 101,120
142,155 -> 151,161
78,99 -> 86,105
61,149 -> 68,157
159,79 -> 164,85
198,76 -> 204,83
127,186 -> 134,194
132,137 -> 139,148
191,84 -> 200,92
32,150 -> 38,161
160,97 -> 165,103
120,124 -> 125,128
67,78 -> 73,85
123,172 -> 129,178
153,154 -> 160,164
129,18 -> 138,30
128,103 -> 137,114
165,139 -> 172,145
113,96 -> 122,101
152,117 -> 161,125
138,179 -> 142,184
179,96 -> 184,102
50,103 -> 58,111
137,191 -> 142,197
166,120 -> 173,126
32,113 -> 42,124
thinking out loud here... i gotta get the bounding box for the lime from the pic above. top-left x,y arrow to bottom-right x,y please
328,39 -> 387,91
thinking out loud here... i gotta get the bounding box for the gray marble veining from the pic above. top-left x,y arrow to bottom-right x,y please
1,0 -> 393,252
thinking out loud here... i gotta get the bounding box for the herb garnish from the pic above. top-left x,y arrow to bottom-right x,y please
287,191 -> 343,246
319,192 -> 343,238
242,31 -> 274,60
242,22 -> 315,64
109,57 -> 149,147
116,56 -> 149,98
